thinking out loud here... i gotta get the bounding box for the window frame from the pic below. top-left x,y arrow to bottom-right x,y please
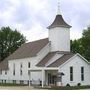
28,62 -> 30,68
81,67 -> 84,81
70,66 -> 73,81
13,63 -> 15,76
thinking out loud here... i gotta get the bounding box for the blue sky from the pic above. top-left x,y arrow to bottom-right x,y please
0,0 -> 90,42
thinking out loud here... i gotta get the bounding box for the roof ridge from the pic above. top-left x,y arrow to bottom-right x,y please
26,38 -> 48,44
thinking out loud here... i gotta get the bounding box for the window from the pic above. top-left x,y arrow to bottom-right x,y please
13,63 -> 15,75
70,67 -> 73,81
20,63 -> 23,68
20,80 -> 24,84
28,70 -> 30,75
4,80 -> 6,83
13,80 -> 16,84
5,71 -> 7,75
28,62 -> 30,68
2,80 -> 3,83
81,67 -> 84,81
20,69 -> 22,75
0,70 -> 2,75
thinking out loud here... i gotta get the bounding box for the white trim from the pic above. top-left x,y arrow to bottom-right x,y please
28,67 -> 59,71
37,43 -> 50,56
76,53 -> 90,64
59,53 -> 90,68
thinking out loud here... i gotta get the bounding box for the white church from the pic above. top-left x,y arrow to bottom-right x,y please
0,2 -> 90,87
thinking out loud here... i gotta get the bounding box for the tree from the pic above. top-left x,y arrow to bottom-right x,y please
71,39 -> 84,55
0,27 -> 26,61
71,27 -> 90,61
81,27 -> 90,60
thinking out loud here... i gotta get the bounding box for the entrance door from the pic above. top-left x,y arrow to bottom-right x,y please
48,73 -> 56,85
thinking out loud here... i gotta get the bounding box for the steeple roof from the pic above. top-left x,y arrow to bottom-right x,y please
47,14 -> 71,29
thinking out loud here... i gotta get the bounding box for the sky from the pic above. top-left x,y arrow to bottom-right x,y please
0,0 -> 90,42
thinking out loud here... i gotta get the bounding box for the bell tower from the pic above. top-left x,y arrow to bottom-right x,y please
47,0 -> 71,52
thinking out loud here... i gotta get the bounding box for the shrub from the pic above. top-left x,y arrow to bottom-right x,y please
66,83 -> 70,87
77,83 -> 81,86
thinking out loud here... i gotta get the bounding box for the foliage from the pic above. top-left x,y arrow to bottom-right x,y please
71,27 -> 90,61
81,27 -> 90,60
0,27 -> 26,61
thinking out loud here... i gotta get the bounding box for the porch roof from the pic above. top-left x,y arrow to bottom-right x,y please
36,51 -> 74,68
48,53 -> 75,67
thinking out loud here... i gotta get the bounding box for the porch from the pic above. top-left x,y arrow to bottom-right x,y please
28,68 -> 63,87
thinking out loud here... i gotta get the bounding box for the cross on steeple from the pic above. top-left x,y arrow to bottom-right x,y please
57,0 -> 61,15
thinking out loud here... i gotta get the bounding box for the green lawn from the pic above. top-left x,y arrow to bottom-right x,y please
0,83 -> 90,90
47,86 -> 90,90
35,86 -> 90,90
0,83 -> 25,86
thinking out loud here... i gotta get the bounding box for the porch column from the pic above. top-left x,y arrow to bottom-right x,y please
42,69 -> 45,87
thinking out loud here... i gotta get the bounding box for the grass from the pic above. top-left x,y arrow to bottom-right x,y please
48,86 -> 90,90
0,83 -> 26,86
0,83 -> 90,90
34,85 -> 90,90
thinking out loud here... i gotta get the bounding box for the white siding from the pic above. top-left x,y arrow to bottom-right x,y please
59,55 -> 90,86
0,44 -> 49,84
49,27 -> 70,52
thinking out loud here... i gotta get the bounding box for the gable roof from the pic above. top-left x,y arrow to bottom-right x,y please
47,15 -> 71,29
0,38 -> 49,70
5,38 -> 49,61
36,51 -> 74,67
47,53 -> 75,67
36,52 -> 57,67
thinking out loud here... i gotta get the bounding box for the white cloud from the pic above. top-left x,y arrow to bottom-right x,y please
0,0 -> 90,41
21,22 -> 48,42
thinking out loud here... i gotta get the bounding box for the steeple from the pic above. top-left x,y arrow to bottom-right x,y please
47,0 -> 71,29
47,0 -> 71,52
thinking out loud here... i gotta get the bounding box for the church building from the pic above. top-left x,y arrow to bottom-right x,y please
0,1 -> 90,87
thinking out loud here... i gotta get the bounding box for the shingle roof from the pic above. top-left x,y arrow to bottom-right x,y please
47,15 -> 71,29
36,51 -> 74,67
4,38 -> 49,61
0,38 -> 49,70
36,52 -> 57,67
47,53 -> 75,67
0,60 -> 8,70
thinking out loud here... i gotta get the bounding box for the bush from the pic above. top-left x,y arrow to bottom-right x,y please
77,83 -> 81,86
66,83 -> 70,87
